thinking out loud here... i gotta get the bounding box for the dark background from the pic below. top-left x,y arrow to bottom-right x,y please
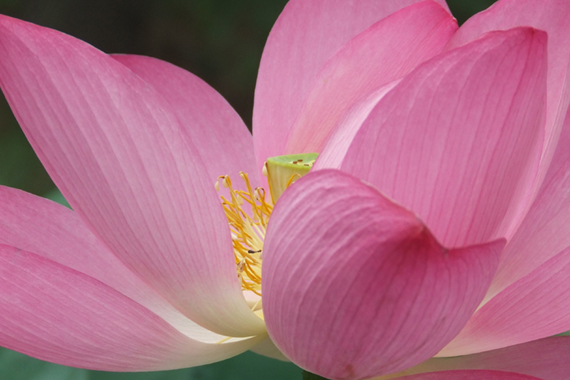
0,0 -> 497,379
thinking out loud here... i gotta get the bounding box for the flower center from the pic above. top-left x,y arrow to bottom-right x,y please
215,153 -> 318,300
216,172 -> 270,297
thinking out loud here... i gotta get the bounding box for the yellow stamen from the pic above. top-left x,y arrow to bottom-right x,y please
216,173 -> 272,296
214,153 -> 318,301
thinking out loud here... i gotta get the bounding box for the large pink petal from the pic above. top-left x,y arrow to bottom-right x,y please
0,244 -> 263,371
446,0 -> 570,184
0,15 -> 263,336
111,54 -> 259,186
252,0 -> 450,168
283,0 -> 457,155
396,371 -> 542,380
262,170 -> 503,380
487,108 -> 570,297
388,337 -> 570,380
340,28 -> 547,248
440,244 -> 570,356
0,185 -> 232,342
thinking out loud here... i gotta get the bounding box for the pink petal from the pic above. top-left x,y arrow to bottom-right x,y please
446,0 -> 570,185
340,27 -> 547,248
0,185 -> 230,341
252,0 -> 450,168
439,244 -> 570,356
314,80 -> 401,170
0,15 -> 263,336
262,170 -> 504,380
111,54 -> 259,187
283,0 -> 457,155
396,371 -> 543,380
487,108 -> 570,297
392,337 -> 570,380
0,244 -> 263,371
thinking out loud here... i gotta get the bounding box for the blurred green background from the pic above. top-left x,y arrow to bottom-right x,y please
0,0 -> 497,379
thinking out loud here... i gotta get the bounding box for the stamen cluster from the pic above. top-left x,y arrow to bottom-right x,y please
216,173 -> 273,296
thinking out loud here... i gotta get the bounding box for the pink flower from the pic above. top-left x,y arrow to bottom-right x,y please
0,0 -> 569,379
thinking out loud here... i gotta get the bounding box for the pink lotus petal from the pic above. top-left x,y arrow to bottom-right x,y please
0,15 -> 263,336
446,0 -> 570,186
487,108 -> 570,298
440,245 -> 570,356
0,185 -> 231,341
283,0 -> 457,156
111,54 -> 259,187
541,107 -> 570,188
314,80 -> 400,170
341,27 -> 547,247
252,0 -> 450,168
390,337 -> 570,380
396,371 -> 542,380
262,170 -> 503,380
0,244 -> 263,371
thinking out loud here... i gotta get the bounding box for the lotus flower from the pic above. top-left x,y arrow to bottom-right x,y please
1,0 -> 570,379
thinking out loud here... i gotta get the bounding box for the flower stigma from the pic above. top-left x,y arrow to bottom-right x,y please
215,153 -> 319,307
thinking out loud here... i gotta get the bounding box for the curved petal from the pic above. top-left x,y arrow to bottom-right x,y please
252,0 -> 450,168
314,80 -> 400,170
0,244 -> 263,371
283,0 -> 457,155
341,28 -> 547,247
487,108 -> 570,297
440,245 -> 570,356
0,185 -> 229,342
0,15 -> 263,336
396,371 -> 543,380
263,170 -> 503,380
111,54 -> 259,187
386,337 -> 570,380
445,0 -> 570,184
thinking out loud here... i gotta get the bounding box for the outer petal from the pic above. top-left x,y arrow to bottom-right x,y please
111,54 -> 259,187
263,170 -> 503,380
446,0 -> 570,183
440,245 -> 570,356
340,28 -> 547,247
487,108 -> 570,297
283,0 -> 458,155
0,244 -> 263,371
252,0 -> 450,167
386,337 -> 570,380
0,185 -> 227,342
0,15 -> 263,336
397,371 -> 542,380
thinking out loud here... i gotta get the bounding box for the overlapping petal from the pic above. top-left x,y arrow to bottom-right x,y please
446,0 -> 570,181
0,244 -> 263,371
0,15 -> 263,337
440,245 -> 570,356
339,27 -> 547,247
488,108 -> 570,297
252,0 -> 450,167
283,0 -> 457,155
263,170 -> 503,379
314,80 -> 401,171
0,185 -> 226,341
390,337 -> 570,380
